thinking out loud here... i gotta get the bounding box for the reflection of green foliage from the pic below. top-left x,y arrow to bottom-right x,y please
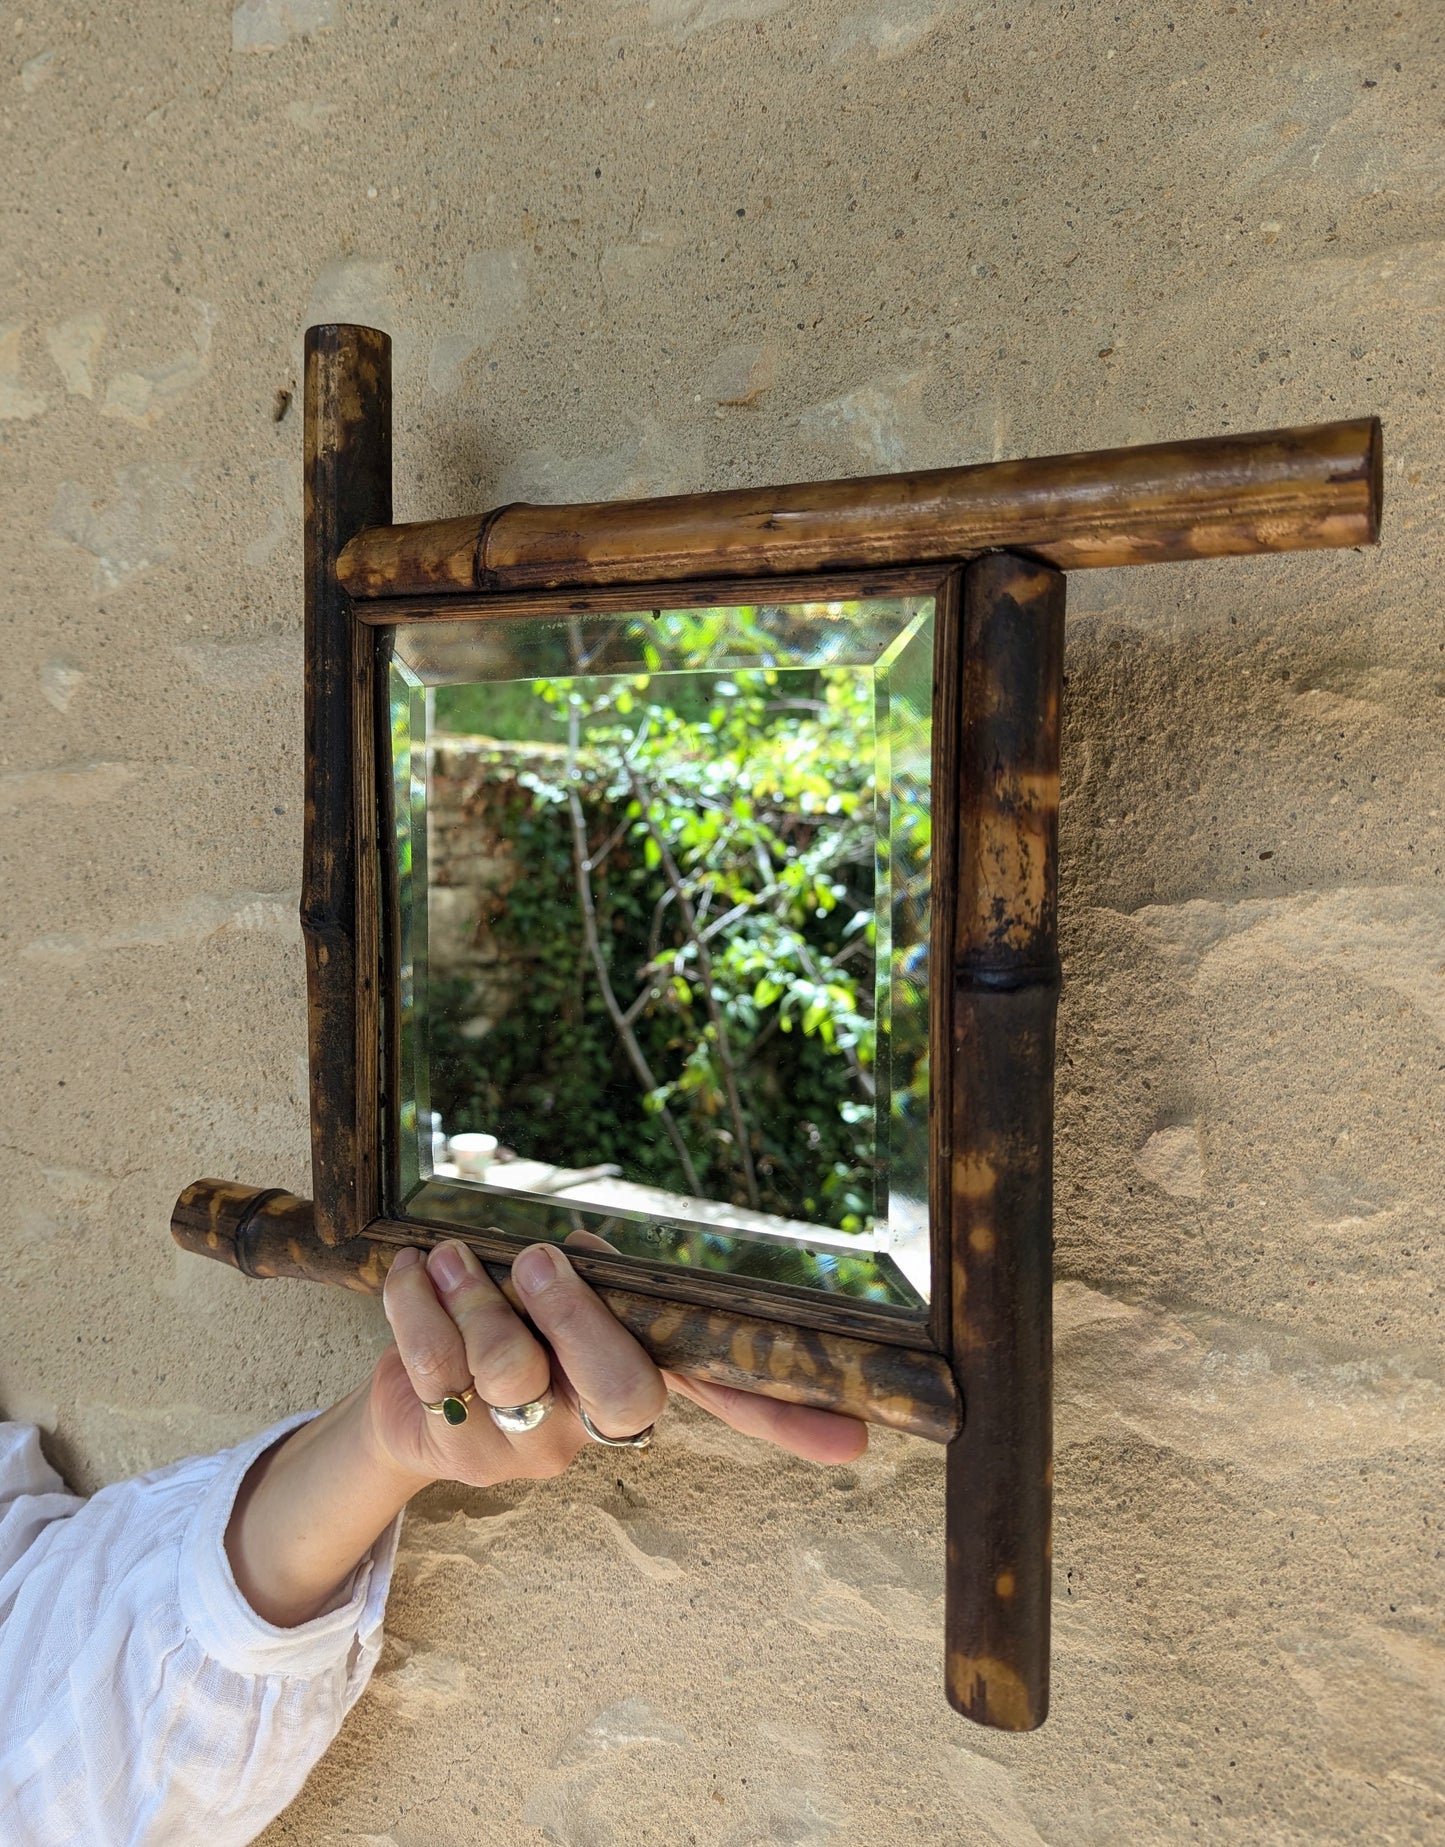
425,698 -> 879,1228
420,599 -> 933,1245
439,670 -> 716,741
540,664 -> 879,1221
427,779 -> 671,1181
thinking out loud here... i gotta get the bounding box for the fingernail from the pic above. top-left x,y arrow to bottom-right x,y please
427,1242 -> 472,1296
514,1244 -> 562,1296
390,1246 -> 420,1274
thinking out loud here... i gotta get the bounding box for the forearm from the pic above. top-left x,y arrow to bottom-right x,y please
225,1381 -> 433,1628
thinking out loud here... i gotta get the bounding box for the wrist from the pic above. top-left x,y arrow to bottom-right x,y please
225,1387 -> 431,1630
358,1372 -> 439,1501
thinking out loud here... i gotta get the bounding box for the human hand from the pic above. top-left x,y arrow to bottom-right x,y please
369,1237 -> 868,1493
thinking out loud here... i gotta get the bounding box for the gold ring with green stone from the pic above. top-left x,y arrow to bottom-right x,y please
422,1386 -> 477,1427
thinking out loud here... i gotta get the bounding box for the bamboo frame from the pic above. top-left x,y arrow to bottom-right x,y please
173,323 -> 1384,1734
303,325 -> 390,1244
335,417 -> 1381,597
945,554 -> 1065,1729
171,1182 -> 960,1444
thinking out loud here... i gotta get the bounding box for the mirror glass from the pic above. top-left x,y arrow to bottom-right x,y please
387,594 -> 935,1307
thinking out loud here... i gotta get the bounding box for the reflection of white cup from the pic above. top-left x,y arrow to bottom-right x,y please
448,1132 -> 498,1178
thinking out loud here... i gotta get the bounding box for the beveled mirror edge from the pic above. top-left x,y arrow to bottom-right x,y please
351,562 -> 952,625
928,566 -> 965,1363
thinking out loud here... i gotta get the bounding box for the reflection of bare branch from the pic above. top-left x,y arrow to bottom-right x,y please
564,703 -> 703,1195
631,896 -> 756,986
586,811 -> 632,873
629,765 -> 761,1212
646,885 -> 678,970
695,897 -> 755,948
621,985 -> 655,1030
622,715 -> 652,764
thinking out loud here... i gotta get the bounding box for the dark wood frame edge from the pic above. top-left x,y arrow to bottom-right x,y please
354,563 -> 957,625
944,553 -> 1065,1730
301,323 -> 390,1246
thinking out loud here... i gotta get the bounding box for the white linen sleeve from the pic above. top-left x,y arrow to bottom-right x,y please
0,1414 -> 403,1847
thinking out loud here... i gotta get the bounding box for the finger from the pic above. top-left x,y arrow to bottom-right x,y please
425,1241 -> 552,1413
511,1243 -> 667,1440
561,1235 -> 865,1459
664,1371 -> 869,1464
382,1247 -> 470,1410
562,1229 -> 617,1254
560,1233 -> 866,1459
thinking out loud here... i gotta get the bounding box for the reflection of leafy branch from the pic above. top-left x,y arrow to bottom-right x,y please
627,762 -> 761,1211
521,635 -> 904,1229
416,594 -> 935,1255
786,935 -> 874,1100
563,700 -> 703,1196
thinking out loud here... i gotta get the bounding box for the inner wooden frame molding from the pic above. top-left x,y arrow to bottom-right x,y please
172,323 -> 1382,1733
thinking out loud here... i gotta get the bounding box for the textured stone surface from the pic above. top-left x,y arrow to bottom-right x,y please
1,2 -> 1441,1842
45,312 -> 105,400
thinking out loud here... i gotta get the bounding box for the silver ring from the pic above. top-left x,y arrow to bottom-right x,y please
488,1384 -> 555,1435
578,1405 -> 655,1450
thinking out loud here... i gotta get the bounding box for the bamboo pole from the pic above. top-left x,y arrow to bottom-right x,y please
303,325 -> 391,1243
944,552 -> 1066,1732
335,416 -> 1381,599
171,1181 -> 961,1444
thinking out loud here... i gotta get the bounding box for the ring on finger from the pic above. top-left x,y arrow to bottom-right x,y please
578,1405 -> 655,1451
488,1383 -> 556,1435
422,1386 -> 477,1426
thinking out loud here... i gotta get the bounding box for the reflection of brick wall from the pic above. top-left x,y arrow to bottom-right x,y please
427,741 -> 518,965
426,737 -> 599,1041
426,740 -> 525,1040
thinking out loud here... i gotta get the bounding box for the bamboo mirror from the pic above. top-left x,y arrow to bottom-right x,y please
175,324 -> 1382,1731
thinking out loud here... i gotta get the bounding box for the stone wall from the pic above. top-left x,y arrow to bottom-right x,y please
426,740 -> 529,1026
0,3 -> 1439,1843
